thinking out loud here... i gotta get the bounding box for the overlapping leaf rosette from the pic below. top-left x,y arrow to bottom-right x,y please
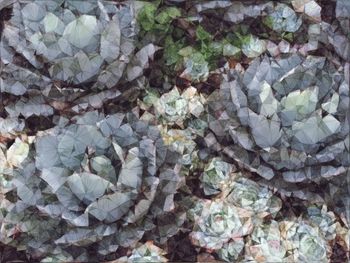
139,86 -> 207,167
224,176 -> 282,219
199,157 -> 234,196
154,87 -> 206,127
244,219 -> 331,262
208,53 -> 349,184
188,175 -> 282,261
244,204 -> 349,263
281,220 -> 331,263
189,200 -> 252,253
0,111 -> 182,260
0,0 -> 158,122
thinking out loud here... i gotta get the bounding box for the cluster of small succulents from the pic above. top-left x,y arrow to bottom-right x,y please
189,175 -> 282,261
0,0 -> 349,262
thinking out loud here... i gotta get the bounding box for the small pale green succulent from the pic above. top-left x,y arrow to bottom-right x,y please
155,87 -> 205,126
307,205 -> 338,240
5,137 -> 29,168
246,220 -> 288,262
180,52 -> 209,82
225,177 -> 281,218
241,35 -> 267,58
281,220 -> 330,263
189,200 -> 252,250
160,127 -> 197,166
200,157 -> 234,195
217,239 -> 245,262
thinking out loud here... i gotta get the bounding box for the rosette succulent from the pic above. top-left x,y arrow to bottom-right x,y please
0,0 -> 157,97
245,220 -> 288,262
0,111 -> 181,260
200,157 -> 234,195
160,127 -> 197,166
210,54 -> 349,183
307,205 -> 338,240
263,3 -> 302,33
216,239 -> 245,262
189,200 -> 252,250
281,220 -> 330,262
155,87 -> 205,126
180,52 -> 209,82
241,35 -> 267,58
225,177 -> 281,218
247,217 -> 335,263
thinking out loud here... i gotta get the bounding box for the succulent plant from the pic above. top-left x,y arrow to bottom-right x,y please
189,200 -> 252,250
241,35 -> 267,58
307,205 -> 338,241
209,54 -> 349,183
180,52 -> 209,82
247,216 -> 335,263
200,157 -> 234,196
245,220 -> 288,262
216,239 -> 245,262
281,220 -> 330,263
0,0 -> 158,104
0,111 -> 181,260
160,127 -> 197,166
155,87 -> 205,127
225,177 -> 281,218
263,3 -> 302,33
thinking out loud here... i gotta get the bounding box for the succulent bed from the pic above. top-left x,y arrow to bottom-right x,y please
0,0 -> 349,262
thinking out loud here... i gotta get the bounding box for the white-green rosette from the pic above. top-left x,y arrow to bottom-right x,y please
160,127 -> 197,166
200,157 -> 234,196
189,200 -> 252,250
155,87 -> 205,126
245,220 -> 288,262
241,35 -> 267,58
281,220 -> 330,263
217,239 -> 245,262
225,177 -> 281,218
307,205 -> 338,241
179,50 -> 209,82
263,3 -> 302,33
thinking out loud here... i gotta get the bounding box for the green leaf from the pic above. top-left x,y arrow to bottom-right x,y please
178,46 -> 195,57
196,25 -> 212,43
163,37 -> 184,65
155,7 -> 181,25
137,3 -> 157,31
282,32 -> 294,42
223,44 -> 240,57
263,16 -> 274,29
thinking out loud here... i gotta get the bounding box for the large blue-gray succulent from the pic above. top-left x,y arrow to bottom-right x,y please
0,111 -> 181,260
208,54 -> 349,183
